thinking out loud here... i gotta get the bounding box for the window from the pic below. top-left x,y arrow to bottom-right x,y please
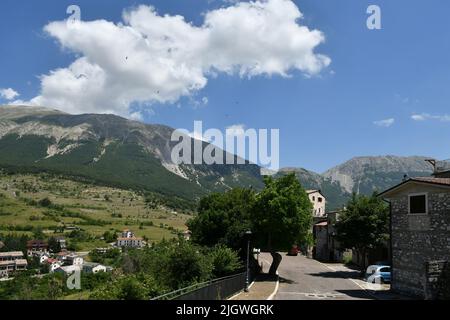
318,197 -> 323,203
409,194 -> 427,214
312,196 -> 315,201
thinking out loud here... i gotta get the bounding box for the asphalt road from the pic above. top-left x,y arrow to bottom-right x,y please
272,254 -> 374,300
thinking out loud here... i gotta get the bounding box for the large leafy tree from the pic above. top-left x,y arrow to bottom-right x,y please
335,193 -> 389,271
187,188 -> 255,250
252,173 -> 313,275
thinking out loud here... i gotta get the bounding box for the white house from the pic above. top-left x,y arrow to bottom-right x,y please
307,190 -> 326,217
116,237 -> 144,248
45,258 -> 62,273
121,229 -> 134,238
0,252 -> 28,277
66,254 -> 84,266
82,262 -> 107,274
39,253 -> 50,264
116,229 -> 143,248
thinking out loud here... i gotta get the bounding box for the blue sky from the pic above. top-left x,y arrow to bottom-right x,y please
1,0 -> 450,173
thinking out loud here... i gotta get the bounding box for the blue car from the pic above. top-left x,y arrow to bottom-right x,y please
365,265 -> 391,284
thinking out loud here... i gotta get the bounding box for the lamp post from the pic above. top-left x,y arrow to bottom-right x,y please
244,230 -> 252,292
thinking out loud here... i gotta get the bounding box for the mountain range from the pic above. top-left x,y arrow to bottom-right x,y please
0,105 -> 435,211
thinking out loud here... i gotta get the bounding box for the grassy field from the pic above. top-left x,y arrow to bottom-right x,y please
0,172 -> 192,250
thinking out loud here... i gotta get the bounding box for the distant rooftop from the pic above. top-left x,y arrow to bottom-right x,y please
413,177 -> 450,186
435,159 -> 450,173
0,251 -> 23,258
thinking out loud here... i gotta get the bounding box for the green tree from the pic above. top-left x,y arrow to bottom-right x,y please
251,174 -> 313,275
187,188 -> 255,249
47,237 -> 61,253
335,193 -> 389,271
38,197 -> 52,207
144,193 -> 161,211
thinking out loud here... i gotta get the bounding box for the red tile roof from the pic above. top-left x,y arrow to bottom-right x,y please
412,177 -> 450,186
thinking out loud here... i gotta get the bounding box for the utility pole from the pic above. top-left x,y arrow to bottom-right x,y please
244,230 -> 252,292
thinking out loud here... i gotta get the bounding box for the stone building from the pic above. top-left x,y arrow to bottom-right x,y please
313,211 -> 345,262
379,172 -> 450,299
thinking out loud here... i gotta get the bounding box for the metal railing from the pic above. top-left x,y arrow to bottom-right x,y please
151,272 -> 247,300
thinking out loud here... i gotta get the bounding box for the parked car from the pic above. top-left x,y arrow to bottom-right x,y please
365,265 -> 391,283
287,245 -> 300,256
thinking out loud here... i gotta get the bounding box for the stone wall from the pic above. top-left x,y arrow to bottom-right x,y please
391,191 -> 450,299
425,260 -> 450,300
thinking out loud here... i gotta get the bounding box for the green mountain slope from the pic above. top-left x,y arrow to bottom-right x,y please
0,106 -> 263,208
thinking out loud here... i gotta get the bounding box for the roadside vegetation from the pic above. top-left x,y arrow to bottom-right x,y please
0,237 -> 242,300
188,173 -> 313,275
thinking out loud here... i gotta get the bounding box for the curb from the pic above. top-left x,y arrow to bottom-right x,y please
266,272 -> 279,300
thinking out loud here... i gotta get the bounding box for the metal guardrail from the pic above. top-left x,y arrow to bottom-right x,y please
151,272 -> 247,301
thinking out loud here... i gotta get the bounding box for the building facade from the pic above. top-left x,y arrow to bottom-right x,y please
307,190 -> 326,218
380,174 -> 450,299
116,229 -> 144,248
0,251 -> 28,277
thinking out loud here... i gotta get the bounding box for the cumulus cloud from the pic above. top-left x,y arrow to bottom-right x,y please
373,118 -> 395,127
0,88 -> 20,101
25,0 -> 329,117
411,113 -> 450,122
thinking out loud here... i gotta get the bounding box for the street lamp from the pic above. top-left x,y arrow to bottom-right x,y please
244,230 -> 252,292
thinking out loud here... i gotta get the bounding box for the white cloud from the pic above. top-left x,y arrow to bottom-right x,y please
23,0 -> 329,118
373,118 -> 395,127
411,113 -> 450,122
0,88 -> 20,101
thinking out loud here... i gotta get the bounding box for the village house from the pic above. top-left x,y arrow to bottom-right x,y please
82,262 -> 107,274
44,258 -> 62,273
116,229 -> 144,248
307,190 -> 326,218
26,240 -> 48,256
0,251 -> 28,277
312,211 -> 346,262
39,252 -> 50,264
66,254 -> 84,266
379,160 -> 450,299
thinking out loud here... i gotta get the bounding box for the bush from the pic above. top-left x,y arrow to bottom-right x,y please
38,197 -> 52,207
208,245 -> 242,278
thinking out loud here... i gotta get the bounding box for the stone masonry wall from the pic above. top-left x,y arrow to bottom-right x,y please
391,191 -> 450,298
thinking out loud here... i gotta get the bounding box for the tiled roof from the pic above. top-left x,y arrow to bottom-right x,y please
379,176 -> 450,198
412,177 -> 450,186
0,251 -> 23,258
15,259 -> 28,265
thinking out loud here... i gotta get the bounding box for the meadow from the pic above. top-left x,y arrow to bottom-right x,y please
0,172 -> 191,250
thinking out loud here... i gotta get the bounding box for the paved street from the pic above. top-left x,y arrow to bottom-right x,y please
267,253 -> 375,300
